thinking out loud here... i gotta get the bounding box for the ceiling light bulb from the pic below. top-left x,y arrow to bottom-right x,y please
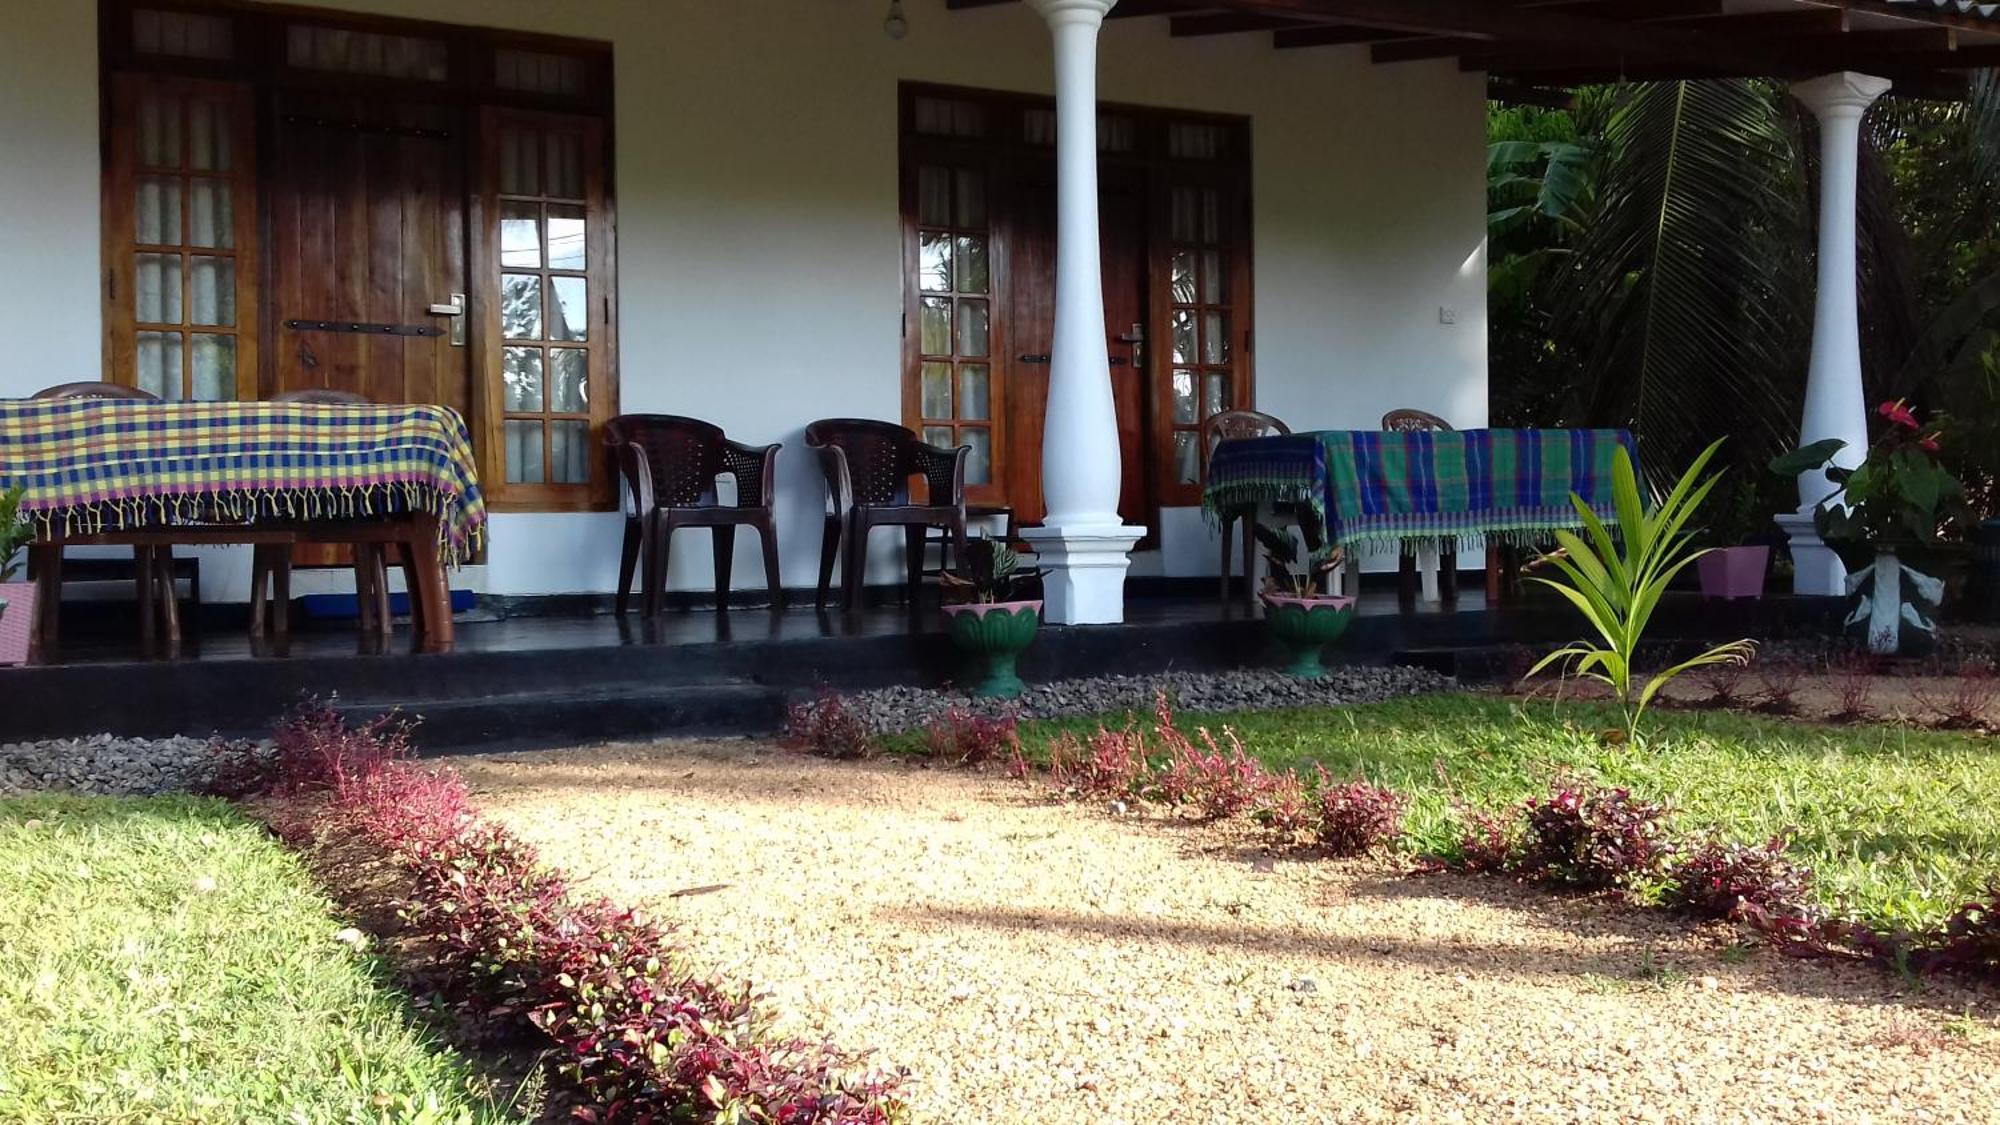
884,0 -> 909,40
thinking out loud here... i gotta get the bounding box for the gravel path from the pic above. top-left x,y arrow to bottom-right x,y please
0,735 -> 270,797
460,740 -> 1999,1125
821,665 -> 1454,735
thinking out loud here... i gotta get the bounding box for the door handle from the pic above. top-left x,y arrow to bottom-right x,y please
1018,353 -> 1050,364
427,294 -> 465,316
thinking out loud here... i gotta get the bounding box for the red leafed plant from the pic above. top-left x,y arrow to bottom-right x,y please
1924,888 -> 2000,977
1149,701 -> 1275,820
1310,768 -> 1407,856
1255,768 -> 1313,839
1452,803 -> 1521,873
1667,836 -> 1818,922
783,690 -> 877,760
1518,781 -> 1673,890
1699,660 -> 1755,710
1913,659 -> 1999,731
921,706 -> 1020,766
1753,660 -> 1804,716
1828,651 -> 1879,724
257,701 -> 905,1124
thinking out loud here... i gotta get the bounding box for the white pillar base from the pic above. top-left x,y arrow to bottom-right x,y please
1021,524 -> 1145,625
1775,510 -> 1847,596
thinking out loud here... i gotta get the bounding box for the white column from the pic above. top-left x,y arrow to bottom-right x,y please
1020,0 -> 1143,625
1778,72 -> 1891,597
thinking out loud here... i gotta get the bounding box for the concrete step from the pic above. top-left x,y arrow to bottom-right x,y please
335,682 -> 788,755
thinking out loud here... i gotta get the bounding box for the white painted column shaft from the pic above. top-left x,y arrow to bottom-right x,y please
1020,0 -> 1142,625
1779,72 -> 1890,597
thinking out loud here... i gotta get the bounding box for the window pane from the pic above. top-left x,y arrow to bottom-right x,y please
922,425 -> 955,449
1204,373 -> 1228,419
547,204 -> 587,270
1170,187 -> 1197,242
1203,311 -> 1230,364
188,256 -> 234,326
919,297 -> 951,356
962,428 -> 992,486
1170,309 -> 1195,365
954,235 -> 989,294
1174,431 -> 1200,485
918,232 -> 952,293
956,299 -> 989,358
136,177 -> 181,245
549,348 -> 588,412
1201,249 -> 1225,304
955,170 -> 986,228
958,364 -> 990,421
920,361 -> 952,419
137,331 -> 182,399
549,420 -> 590,484
139,93 -> 180,168
499,129 -> 540,195
546,132 -> 584,199
503,346 -> 544,411
917,166 -> 951,228
188,99 -> 230,172
500,202 -> 541,268
1170,250 -> 1196,306
135,253 -> 182,323
549,276 -> 588,341
1172,369 -> 1197,425
1202,189 -> 1221,243
191,334 -> 234,400
500,273 -> 542,340
505,420 -> 544,484
189,180 -> 231,248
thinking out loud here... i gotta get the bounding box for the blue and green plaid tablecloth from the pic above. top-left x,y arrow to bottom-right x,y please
0,398 -> 487,564
1202,428 -> 1638,550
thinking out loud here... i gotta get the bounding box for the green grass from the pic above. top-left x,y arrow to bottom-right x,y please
0,794 -> 505,1124
1010,694 -> 2000,933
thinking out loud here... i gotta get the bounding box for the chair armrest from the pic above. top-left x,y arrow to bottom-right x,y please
813,443 -> 854,516
913,441 -> 969,508
607,433 -> 656,515
721,439 -> 781,510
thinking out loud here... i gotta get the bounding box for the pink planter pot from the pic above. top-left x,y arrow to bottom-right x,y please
1697,545 -> 1769,600
0,580 -> 36,666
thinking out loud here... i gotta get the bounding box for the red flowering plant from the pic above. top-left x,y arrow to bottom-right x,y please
1772,399 -> 1968,565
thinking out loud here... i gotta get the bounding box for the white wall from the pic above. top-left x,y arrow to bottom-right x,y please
0,0 -> 1487,600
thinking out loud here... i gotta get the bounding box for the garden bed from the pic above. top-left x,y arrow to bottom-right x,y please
458,737 -> 1999,1125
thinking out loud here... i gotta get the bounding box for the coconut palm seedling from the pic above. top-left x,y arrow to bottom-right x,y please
1528,438 -> 1755,742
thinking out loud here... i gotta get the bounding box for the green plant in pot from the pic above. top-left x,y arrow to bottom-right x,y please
940,538 -> 1043,699
1772,401 -> 1969,655
0,485 -> 37,667
1253,523 -> 1353,679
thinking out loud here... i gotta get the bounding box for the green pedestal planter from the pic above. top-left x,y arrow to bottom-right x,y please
942,599 -> 1042,699
1259,593 -> 1355,679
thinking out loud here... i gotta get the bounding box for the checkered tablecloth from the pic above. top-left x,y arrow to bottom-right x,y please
0,398 -> 486,564
1203,427 -> 1638,551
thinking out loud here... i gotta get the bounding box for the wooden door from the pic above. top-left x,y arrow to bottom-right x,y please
999,162 -> 1152,533
266,92 -> 471,413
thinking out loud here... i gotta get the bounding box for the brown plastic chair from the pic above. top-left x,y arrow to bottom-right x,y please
804,419 -> 968,610
1381,408 -> 1459,604
1202,409 -> 1295,609
606,414 -> 782,616
26,382 -> 179,645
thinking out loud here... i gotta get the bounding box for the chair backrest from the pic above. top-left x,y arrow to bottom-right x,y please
1381,408 -> 1452,433
1202,409 -> 1290,454
273,389 -> 371,405
804,418 -> 921,506
605,413 -> 728,507
31,382 -> 159,402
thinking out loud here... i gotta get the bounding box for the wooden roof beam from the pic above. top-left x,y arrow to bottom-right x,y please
1271,24 -> 1417,48
1171,13 -> 1317,36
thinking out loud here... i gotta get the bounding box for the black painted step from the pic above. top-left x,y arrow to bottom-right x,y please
335,682 -> 787,755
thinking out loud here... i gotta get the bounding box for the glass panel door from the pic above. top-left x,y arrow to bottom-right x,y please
908,162 -> 999,493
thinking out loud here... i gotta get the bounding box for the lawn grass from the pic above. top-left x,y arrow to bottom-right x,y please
0,793 -> 505,1124
1010,693 -> 2000,933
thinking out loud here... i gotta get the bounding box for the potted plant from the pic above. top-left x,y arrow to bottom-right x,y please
940,538 -> 1043,699
1773,400 -> 1969,655
1695,476 -> 1774,600
1252,523 -> 1353,679
0,486 -> 37,667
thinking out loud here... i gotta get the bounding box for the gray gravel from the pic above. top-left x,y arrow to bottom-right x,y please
822,665 -> 1456,736
1,734 -> 273,798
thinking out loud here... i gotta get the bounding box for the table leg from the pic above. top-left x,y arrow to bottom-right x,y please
406,518 -> 453,654
136,545 -> 156,650
1418,543 -> 1441,604
155,549 -> 182,650
31,544 -> 60,653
